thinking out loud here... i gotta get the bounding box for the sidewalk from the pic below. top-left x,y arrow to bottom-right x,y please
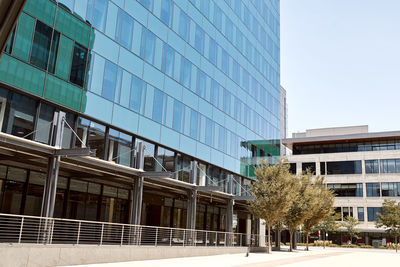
63,246 -> 399,267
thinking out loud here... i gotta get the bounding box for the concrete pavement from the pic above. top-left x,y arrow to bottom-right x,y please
63,246 -> 400,267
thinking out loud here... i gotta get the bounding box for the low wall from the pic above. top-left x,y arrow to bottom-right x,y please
0,244 -> 247,267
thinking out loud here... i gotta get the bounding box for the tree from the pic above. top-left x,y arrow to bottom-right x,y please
282,171 -> 315,252
302,176 -> 335,251
249,161 -> 298,253
376,199 -> 400,253
341,216 -> 360,244
316,213 -> 341,249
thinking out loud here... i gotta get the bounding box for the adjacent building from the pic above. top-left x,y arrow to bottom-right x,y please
283,125 -> 400,245
0,0 -> 281,239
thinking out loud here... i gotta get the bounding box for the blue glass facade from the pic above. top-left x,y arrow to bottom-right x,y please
3,0 -> 280,180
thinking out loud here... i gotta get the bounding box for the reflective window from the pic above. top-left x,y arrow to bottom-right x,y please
130,75 -> 145,113
152,88 -> 165,123
210,80 -> 219,107
138,0 -> 153,11
180,57 -> 191,88
87,0 -> 108,32
357,207 -> 364,221
35,103 -> 55,144
30,20 -> 60,73
140,29 -> 156,64
205,118 -> 214,146
108,129 -> 133,167
178,10 -> 190,42
199,0 -> 210,18
162,43 -> 175,77
366,183 -> 380,197
234,0 -> 241,17
87,121 -> 106,159
223,89 -> 231,115
172,100 -> 183,132
302,162 -> 316,174
213,4 -> 222,31
194,24 -> 205,55
232,60 -> 240,84
196,69 -> 206,98
380,159 -> 400,173
70,42 -> 88,87
116,9 -> 134,49
381,182 -> 400,197
235,27 -> 243,52
138,139 -> 155,171
190,109 -> 199,140
365,160 -> 379,173
4,28 -> 16,54
208,37 -> 217,65
327,183 -> 363,197
326,161 -> 362,175
225,18 -> 233,42
102,60 -> 117,101
367,207 -> 381,222
221,49 -> 229,75
160,0 -> 173,26
156,146 -> 175,172
218,125 -> 226,152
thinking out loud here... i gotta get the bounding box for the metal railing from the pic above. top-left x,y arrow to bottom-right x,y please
0,213 -> 264,247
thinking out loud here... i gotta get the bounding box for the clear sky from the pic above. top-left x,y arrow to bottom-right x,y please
280,0 -> 400,136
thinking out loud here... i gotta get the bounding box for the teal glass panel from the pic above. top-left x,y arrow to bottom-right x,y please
55,7 -> 91,46
12,12 -> 35,62
44,74 -> 82,111
0,54 -> 45,96
23,0 -> 56,26
56,35 -> 74,80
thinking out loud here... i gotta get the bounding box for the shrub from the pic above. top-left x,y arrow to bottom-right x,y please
378,246 -> 386,249
313,240 -> 332,247
360,245 -> 373,248
328,244 -> 339,247
386,242 -> 400,250
341,244 -> 358,248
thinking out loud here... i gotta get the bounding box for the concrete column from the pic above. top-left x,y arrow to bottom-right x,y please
275,229 -> 281,249
226,199 -> 234,246
259,219 -> 266,247
246,214 -> 251,246
129,142 -> 145,225
186,189 -> 197,230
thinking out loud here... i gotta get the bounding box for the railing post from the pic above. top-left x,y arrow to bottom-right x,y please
155,228 -> 158,247
240,234 -> 242,247
120,225 -> 124,246
215,232 -> 217,247
224,233 -> 226,247
18,217 -> 24,243
170,228 -> 172,246
205,232 -> 207,247
138,226 -> 142,246
100,224 -> 104,245
76,221 -> 81,245
183,230 -> 185,247
49,219 -> 54,244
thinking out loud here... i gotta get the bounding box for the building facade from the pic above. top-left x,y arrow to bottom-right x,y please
283,126 -> 400,246
0,0 -> 280,236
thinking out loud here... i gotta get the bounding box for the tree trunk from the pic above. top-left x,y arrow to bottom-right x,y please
267,224 -> 271,254
289,229 -> 293,252
323,231 -> 326,249
306,233 -> 309,251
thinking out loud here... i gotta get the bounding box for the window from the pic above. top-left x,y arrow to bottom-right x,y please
30,21 -> 60,73
140,29 -> 156,64
342,207 -> 353,219
251,77 -> 258,99
357,207 -> 364,221
162,43 -> 175,77
156,146 -> 175,172
205,118 -> 214,146
130,75 -> 145,113
87,0 -> 108,32
232,60 -> 240,84
221,49 -> 229,75
210,80 -> 219,107
87,121 -> 106,159
381,182 -> 400,196
234,0 -> 241,17
289,163 -> 296,174
208,37 -> 217,64
380,159 -> 400,173
218,125 -> 226,152
194,24 -> 205,55
213,4 -> 222,31
302,162 -> 316,174
199,0 -> 210,18
108,129 -> 133,167
4,27 -> 15,54
327,183 -> 363,197
326,161 -> 362,175
152,89 -> 165,123
179,10 -> 190,42
225,18 -> 233,42
367,207 -> 382,222
180,57 -> 191,88
172,100 -> 183,132
196,69 -> 206,98
70,42 -> 88,87
138,0 -> 154,11
223,89 -> 231,115
160,0 -> 172,26
366,183 -> 380,197
102,60 -> 117,101
365,160 -> 379,173
235,27 -> 243,52
242,70 -> 249,92
190,110 -> 199,140
116,9 -> 134,49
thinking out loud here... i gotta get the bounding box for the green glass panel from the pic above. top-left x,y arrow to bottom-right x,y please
0,54 -> 45,96
12,13 -> 35,61
55,35 -> 73,80
44,74 -> 82,111
55,7 -> 91,46
23,0 -> 56,26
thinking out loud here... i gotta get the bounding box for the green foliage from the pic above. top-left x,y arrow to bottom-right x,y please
316,213 -> 341,234
376,199 -> 400,252
341,244 -> 358,248
341,216 -> 361,243
360,245 -> 373,248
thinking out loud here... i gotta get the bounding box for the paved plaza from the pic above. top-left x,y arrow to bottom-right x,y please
65,247 -> 399,267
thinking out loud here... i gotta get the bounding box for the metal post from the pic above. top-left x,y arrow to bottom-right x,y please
226,199 -> 234,246
205,232 -> 207,247
155,228 -> 158,247
225,233 -> 227,247
183,230 -> 185,247
18,217 -> 24,243
170,229 -> 173,246
215,232 -> 217,247
100,224 -> 104,245
227,174 -> 233,194
240,234 -> 242,247
77,221 -> 81,245
138,226 -> 142,246
121,225 -> 124,246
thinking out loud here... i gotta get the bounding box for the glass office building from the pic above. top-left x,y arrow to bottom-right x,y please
0,0 -> 280,232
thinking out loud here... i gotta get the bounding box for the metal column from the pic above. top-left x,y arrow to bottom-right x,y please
226,198 -> 234,246
186,161 -> 197,230
130,142 -> 145,225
